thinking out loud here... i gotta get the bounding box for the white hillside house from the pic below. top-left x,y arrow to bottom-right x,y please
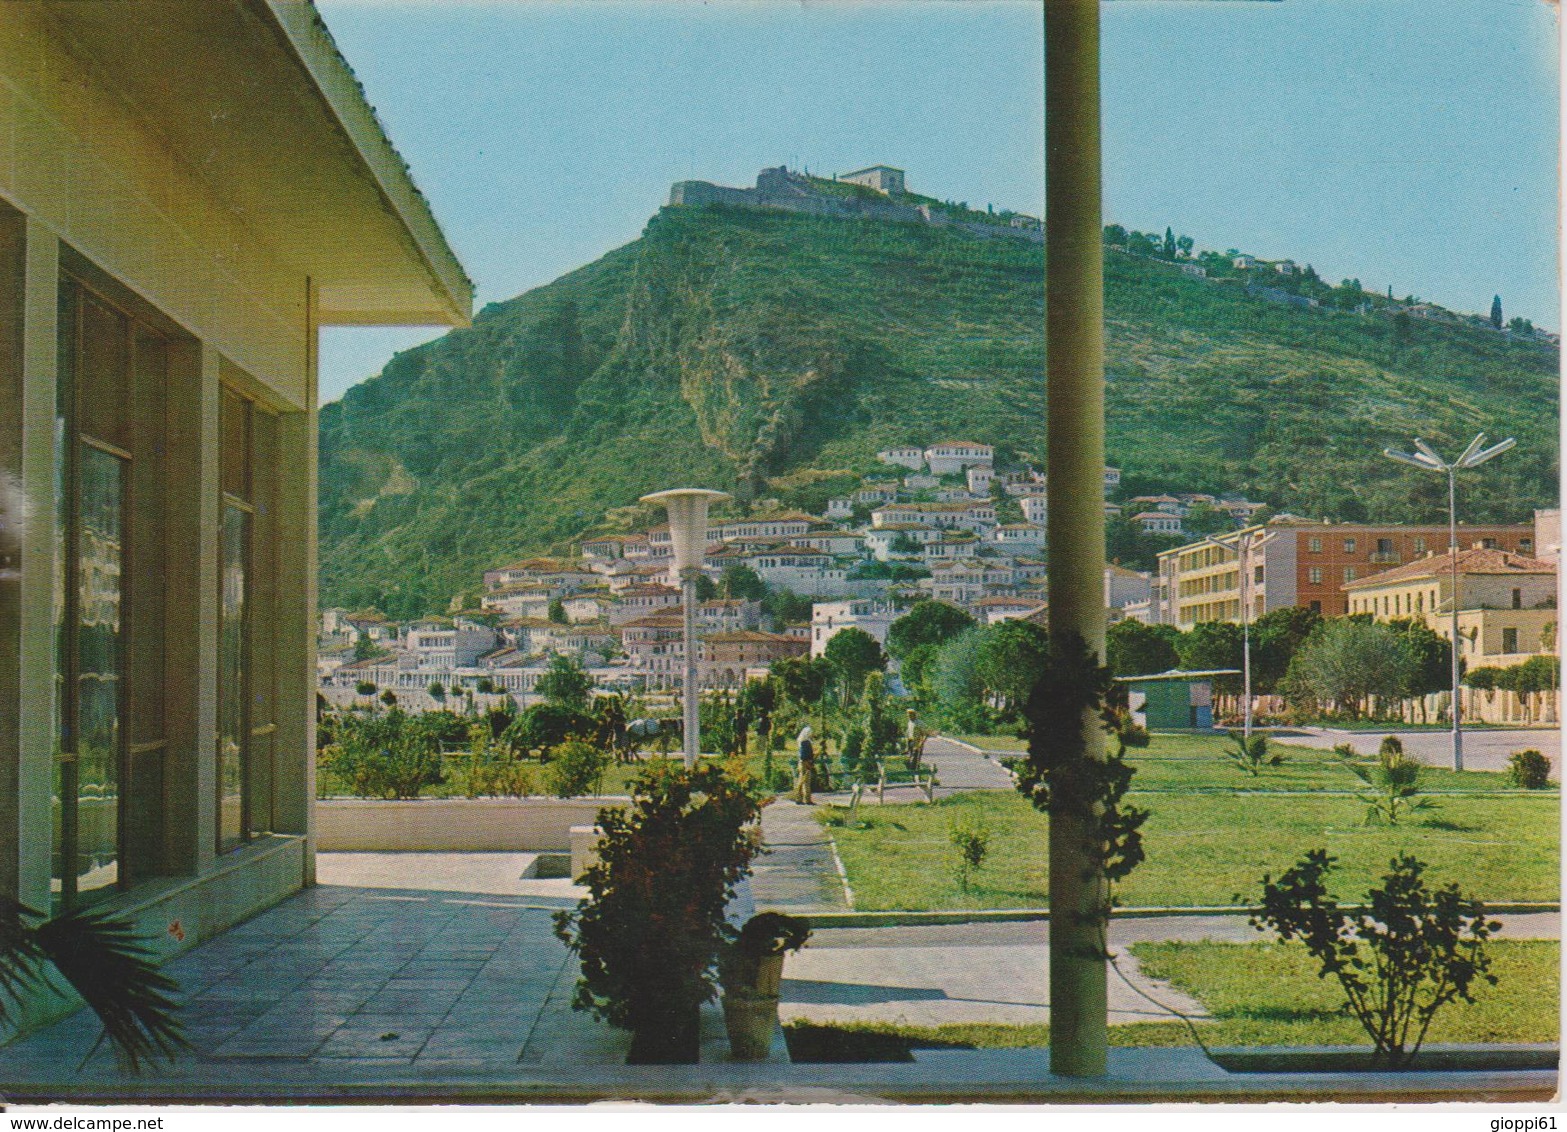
877,446 -> 926,471
923,442 -> 994,476
811,600 -> 899,658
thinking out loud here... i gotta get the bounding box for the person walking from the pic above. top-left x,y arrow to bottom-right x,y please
795,725 -> 815,805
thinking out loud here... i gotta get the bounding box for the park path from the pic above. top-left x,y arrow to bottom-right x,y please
923,735 -> 1015,794
750,800 -> 851,915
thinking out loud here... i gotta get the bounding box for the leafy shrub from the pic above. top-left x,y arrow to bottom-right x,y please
320,710 -> 444,799
418,709 -> 475,745
463,723 -> 538,798
354,681 -> 376,696
1341,735 -> 1432,825
543,739 -> 613,798
553,763 -> 764,1063
949,817 -> 991,895
1508,748 -> 1553,790
503,702 -> 593,756
1253,850 -> 1499,1068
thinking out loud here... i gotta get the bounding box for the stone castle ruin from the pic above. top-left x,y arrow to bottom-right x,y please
668,166 -> 1044,244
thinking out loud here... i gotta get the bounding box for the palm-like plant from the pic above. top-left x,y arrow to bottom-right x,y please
0,897 -> 186,1070
1224,729 -> 1282,776
1343,735 -> 1434,826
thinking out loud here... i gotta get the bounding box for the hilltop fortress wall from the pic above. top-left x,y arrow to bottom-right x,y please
668,167 -> 1044,245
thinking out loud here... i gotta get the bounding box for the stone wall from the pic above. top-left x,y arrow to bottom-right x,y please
668,169 -> 1044,245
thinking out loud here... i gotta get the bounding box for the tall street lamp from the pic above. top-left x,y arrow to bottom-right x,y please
1203,529 -> 1274,740
1383,433 -> 1515,771
640,488 -> 730,768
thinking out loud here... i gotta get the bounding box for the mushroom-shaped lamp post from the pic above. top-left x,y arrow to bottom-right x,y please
640,488 -> 730,767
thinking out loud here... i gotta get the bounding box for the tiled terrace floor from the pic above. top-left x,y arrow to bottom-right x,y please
3,857 -> 647,1082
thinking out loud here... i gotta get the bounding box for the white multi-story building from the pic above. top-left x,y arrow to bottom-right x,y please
480,586 -> 555,620
710,513 -> 815,541
1105,564 -> 1154,611
992,523 -> 1047,550
1134,511 -> 1184,536
967,465 -> 995,496
922,537 -> 980,563
871,501 -> 995,534
792,531 -> 865,557
402,621 -> 499,671
746,548 -> 851,595
811,600 -> 900,658
1020,495 -> 1048,525
923,442 -> 994,476
608,584 -> 682,625
864,526 -> 941,561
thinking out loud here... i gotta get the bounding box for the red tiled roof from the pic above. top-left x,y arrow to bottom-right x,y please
1343,548 -> 1556,589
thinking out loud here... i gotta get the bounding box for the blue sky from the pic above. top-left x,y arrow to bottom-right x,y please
316,0 -> 1560,404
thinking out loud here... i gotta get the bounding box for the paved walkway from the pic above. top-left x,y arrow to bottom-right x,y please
921,735 -> 1015,794
751,802 -> 850,914
5,862 -> 589,1075
1272,727 -> 1559,773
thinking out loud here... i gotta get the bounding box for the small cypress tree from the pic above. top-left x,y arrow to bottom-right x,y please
1490,294 -> 1503,329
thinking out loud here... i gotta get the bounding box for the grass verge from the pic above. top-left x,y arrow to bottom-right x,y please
784,939 -> 1558,1059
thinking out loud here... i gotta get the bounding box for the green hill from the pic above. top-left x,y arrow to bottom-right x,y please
318,204 -> 1559,618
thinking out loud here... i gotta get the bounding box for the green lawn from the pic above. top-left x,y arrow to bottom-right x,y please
787,939 -> 1558,1053
822,788 -> 1559,910
954,731 -> 1532,793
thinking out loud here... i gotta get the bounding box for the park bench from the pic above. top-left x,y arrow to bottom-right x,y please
845,754 -> 938,808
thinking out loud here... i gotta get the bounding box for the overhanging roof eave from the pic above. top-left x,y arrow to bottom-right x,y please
260,0 -> 473,327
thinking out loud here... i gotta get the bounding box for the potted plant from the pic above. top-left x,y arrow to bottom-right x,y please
718,912 -> 811,1061
553,762 -> 763,1064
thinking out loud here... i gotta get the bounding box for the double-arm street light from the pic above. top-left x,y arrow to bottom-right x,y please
1383,433 -> 1516,772
1203,529 -> 1274,740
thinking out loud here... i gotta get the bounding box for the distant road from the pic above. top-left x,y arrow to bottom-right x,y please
1272,726 -> 1560,773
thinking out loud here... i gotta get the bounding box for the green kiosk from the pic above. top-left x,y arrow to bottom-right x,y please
1115,669 -> 1240,731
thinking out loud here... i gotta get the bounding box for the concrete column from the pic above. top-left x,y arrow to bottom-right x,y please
11,218 -> 58,911
1044,0 -> 1109,1077
272,278 -> 318,883
162,339 -> 221,875
682,573 -> 699,767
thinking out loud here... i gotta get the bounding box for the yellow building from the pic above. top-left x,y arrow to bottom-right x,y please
1343,548 -> 1558,723
0,0 -> 470,1024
